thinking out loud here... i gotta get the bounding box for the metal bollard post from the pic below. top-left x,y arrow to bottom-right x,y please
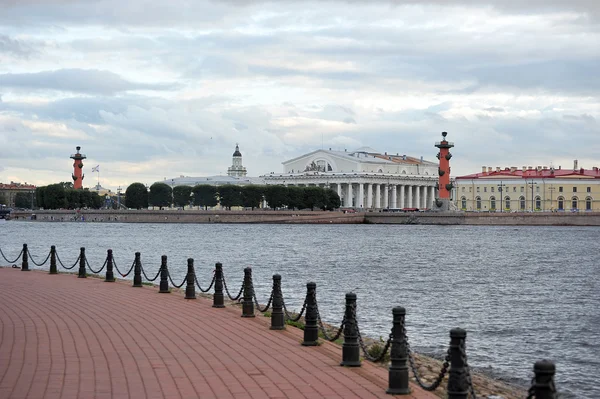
241,267 -> 255,317
387,307 -> 410,395
270,274 -> 285,330
447,328 -> 468,399
159,255 -> 169,293
133,252 -> 142,287
105,249 -> 115,282
49,246 -> 57,274
212,262 -> 225,308
529,360 -> 556,399
302,282 -> 319,346
340,292 -> 361,367
185,258 -> 196,299
77,247 -> 86,278
21,244 -> 29,271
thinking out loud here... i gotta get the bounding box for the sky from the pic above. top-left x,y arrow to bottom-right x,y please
1,0 -> 599,190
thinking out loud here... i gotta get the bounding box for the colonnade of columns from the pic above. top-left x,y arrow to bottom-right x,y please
308,182 -> 436,209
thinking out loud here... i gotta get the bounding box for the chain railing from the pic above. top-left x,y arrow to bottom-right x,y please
3,243 -> 559,399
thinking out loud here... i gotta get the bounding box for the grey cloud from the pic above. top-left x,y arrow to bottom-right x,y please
0,34 -> 37,58
485,107 -> 505,112
0,69 -> 177,95
563,114 -> 596,122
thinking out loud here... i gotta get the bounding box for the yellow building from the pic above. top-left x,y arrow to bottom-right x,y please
455,161 -> 600,212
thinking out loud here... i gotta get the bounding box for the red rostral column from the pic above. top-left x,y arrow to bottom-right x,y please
435,132 -> 454,199
70,146 -> 87,189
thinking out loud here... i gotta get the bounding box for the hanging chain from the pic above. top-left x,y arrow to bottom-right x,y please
167,269 -> 187,288
27,248 -> 51,267
222,274 -> 244,301
113,257 -> 135,277
85,256 -> 108,274
460,340 -> 478,399
0,247 -> 23,264
282,296 -> 307,322
56,252 -> 80,270
404,324 -> 450,391
253,290 -> 273,313
195,274 -> 216,293
526,377 -> 536,399
314,291 -> 346,341
140,261 -> 161,282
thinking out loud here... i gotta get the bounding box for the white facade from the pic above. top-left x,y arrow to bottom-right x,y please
263,147 -> 439,209
227,144 -> 247,177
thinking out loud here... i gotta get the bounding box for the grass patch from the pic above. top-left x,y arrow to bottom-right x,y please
285,320 -> 305,330
142,282 -> 154,286
263,311 -> 272,318
366,336 -> 391,363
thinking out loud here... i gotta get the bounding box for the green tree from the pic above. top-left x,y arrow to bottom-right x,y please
218,185 -> 242,209
241,185 -> 264,210
303,186 -> 326,211
173,185 -> 193,208
14,192 -> 34,209
59,182 -> 74,189
44,184 -> 67,209
264,185 -> 288,209
65,189 -> 81,209
322,188 -> 341,211
192,185 -> 218,210
125,183 -> 149,210
35,186 -> 46,209
149,182 -> 172,210
286,186 -> 306,210
90,192 -> 104,209
0,192 -> 7,206
79,189 -> 93,208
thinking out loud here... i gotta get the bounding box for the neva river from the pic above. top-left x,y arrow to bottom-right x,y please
2,222 -> 598,398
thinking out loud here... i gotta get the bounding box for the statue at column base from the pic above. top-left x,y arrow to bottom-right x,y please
432,198 -> 459,212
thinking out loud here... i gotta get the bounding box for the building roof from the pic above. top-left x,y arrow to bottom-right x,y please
233,144 -> 242,157
457,167 -> 600,180
0,182 -> 36,190
282,148 -> 436,166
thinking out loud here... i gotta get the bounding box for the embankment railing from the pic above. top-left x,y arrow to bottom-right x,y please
1,243 -> 558,399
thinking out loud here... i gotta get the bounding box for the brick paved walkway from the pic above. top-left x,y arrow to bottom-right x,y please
0,268 -> 436,399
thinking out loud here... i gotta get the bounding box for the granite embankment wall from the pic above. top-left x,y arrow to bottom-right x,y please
9,209 -> 364,224
9,209 -> 600,225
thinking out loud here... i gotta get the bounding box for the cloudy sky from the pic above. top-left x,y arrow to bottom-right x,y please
1,0 -> 599,190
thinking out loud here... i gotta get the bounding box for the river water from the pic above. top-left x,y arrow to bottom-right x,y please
1,222 -> 598,398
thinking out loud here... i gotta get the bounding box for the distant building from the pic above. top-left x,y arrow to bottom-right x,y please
262,147 -> 438,209
0,182 -> 36,208
227,144 -> 247,177
455,161 -> 600,212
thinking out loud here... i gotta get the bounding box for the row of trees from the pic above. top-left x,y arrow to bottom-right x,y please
35,182 -> 104,210
125,183 -> 341,211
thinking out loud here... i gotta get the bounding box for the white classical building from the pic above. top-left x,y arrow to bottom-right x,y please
263,147 -> 439,209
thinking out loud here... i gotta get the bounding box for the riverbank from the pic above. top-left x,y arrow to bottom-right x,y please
8,208 -> 600,225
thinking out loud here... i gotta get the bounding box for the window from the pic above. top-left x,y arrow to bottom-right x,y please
476,196 -> 481,210
513,187 -> 517,192
572,197 -> 578,210
536,186 -> 540,192
490,196 -> 496,210
491,187 -> 495,192
484,187 -> 487,192
520,196 -> 525,210
477,187 -> 480,193
461,197 -> 467,210
558,197 -> 564,210
505,196 -> 510,210
559,187 -> 563,193
520,187 -> 524,193
587,187 -> 591,193
469,187 -> 472,193
535,196 -> 541,210
573,187 -> 577,193
462,187 -> 465,192
586,197 -> 592,210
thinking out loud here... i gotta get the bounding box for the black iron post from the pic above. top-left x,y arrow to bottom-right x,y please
340,292 -> 361,367
387,306 -> 410,395
270,274 -> 285,330
185,258 -> 196,299
447,328 -> 468,399
213,262 -> 225,308
49,245 -> 57,274
530,360 -> 556,399
105,249 -> 115,282
159,255 -> 169,293
21,244 -> 29,271
242,267 -> 255,317
302,282 -> 319,346
77,247 -> 86,278
133,252 -> 142,287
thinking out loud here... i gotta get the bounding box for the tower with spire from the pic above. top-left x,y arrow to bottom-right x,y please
227,144 -> 247,177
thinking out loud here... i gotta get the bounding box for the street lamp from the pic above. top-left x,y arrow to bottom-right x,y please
527,181 -> 538,211
497,181 -> 507,213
